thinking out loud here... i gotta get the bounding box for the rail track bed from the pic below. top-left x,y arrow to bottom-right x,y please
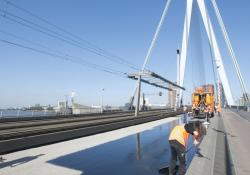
0,110 -> 182,154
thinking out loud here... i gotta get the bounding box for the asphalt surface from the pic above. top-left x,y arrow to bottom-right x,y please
187,109 -> 250,175
222,110 -> 250,175
230,108 -> 250,122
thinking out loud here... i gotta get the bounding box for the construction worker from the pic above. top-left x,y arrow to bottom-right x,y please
168,122 -> 202,175
217,105 -> 221,117
215,103 -> 221,116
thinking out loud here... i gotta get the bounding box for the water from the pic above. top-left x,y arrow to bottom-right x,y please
48,114 -> 196,175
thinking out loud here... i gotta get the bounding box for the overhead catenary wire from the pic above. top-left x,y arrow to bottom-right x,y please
190,1 -> 206,88
0,9 -> 138,71
0,29 -> 71,56
0,30 -> 114,73
0,38 -> 127,77
4,0 -> 138,70
0,3 -> 139,71
0,29 -> 129,78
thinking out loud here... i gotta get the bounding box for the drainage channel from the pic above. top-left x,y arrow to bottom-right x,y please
213,116 -> 236,175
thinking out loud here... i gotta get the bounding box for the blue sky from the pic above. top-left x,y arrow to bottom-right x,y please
0,0 -> 249,108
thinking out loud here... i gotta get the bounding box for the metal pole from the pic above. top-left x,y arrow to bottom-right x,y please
135,75 -> 141,117
101,93 -> 103,113
179,0 -> 193,102
101,88 -> 104,113
175,49 -> 180,110
142,93 -> 145,111
17,110 -> 20,117
65,95 -> 68,115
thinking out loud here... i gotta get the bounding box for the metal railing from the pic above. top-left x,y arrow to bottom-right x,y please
0,109 -> 57,118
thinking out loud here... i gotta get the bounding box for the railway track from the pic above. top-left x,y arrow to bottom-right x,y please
0,109 -> 171,131
0,110 -> 171,139
0,109 -> 183,154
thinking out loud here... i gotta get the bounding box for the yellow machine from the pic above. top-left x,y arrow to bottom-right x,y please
192,84 -> 215,118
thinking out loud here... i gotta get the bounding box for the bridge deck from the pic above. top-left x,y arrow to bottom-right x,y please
0,117 -> 183,175
0,110 -> 181,154
187,110 -> 250,175
1,110 -> 249,175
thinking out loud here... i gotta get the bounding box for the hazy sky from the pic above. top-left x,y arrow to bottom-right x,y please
0,0 -> 249,108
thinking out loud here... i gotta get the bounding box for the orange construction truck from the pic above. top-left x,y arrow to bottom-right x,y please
192,84 -> 215,118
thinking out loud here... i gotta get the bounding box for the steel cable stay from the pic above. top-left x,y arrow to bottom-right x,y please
128,0 -> 173,109
211,0 -> 249,102
204,1 -> 219,104
189,2 -> 206,89
195,3 -> 206,86
0,5 -> 139,71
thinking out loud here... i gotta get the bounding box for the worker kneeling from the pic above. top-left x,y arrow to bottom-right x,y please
168,122 -> 202,175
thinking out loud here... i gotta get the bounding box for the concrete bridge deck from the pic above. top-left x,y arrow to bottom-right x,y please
0,110 -> 249,175
0,116 -> 185,175
187,109 -> 250,175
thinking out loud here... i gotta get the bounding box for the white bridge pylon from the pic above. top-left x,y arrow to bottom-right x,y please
179,0 -> 235,106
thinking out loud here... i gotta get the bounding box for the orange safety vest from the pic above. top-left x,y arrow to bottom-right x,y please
217,106 -> 221,112
169,125 -> 190,147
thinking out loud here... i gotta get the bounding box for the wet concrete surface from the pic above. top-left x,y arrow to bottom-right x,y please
47,114 -> 196,175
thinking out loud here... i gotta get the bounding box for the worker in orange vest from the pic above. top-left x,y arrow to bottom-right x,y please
215,103 -> 221,116
168,122 -> 202,175
217,106 -> 221,116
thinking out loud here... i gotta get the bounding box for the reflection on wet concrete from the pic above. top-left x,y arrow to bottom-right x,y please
48,114 -> 196,175
136,133 -> 142,160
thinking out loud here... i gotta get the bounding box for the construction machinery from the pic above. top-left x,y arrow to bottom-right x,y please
192,84 -> 215,118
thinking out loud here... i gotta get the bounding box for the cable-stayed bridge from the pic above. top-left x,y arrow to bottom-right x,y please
0,1 -> 250,175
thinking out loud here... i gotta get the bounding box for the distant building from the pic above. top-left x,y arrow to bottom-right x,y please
29,104 -> 43,111
236,93 -> 250,106
236,97 -> 245,106
140,95 -> 149,110
246,102 -> 250,112
55,101 -> 71,114
243,93 -> 250,105
168,84 -> 177,108
148,103 -> 167,109
72,103 -> 101,114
